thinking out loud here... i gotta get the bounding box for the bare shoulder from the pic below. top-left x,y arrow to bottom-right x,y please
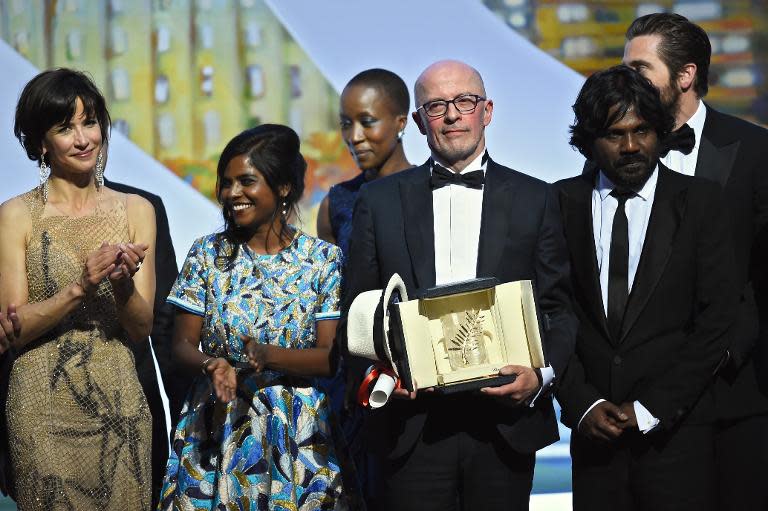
124,192 -> 154,215
0,194 -> 32,230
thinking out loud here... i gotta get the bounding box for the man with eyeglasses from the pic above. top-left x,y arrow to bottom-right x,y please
341,59 -> 576,510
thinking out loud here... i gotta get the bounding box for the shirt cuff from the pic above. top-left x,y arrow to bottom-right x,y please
577,399 -> 606,430
633,400 -> 660,434
527,366 -> 555,407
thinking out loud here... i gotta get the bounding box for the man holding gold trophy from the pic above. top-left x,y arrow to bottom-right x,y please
340,59 -> 577,511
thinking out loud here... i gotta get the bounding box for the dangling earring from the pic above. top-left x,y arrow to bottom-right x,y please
38,157 -> 50,203
397,129 -> 405,141
281,201 -> 288,217
95,151 -> 105,189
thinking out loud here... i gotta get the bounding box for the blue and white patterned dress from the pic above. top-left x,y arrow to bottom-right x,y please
158,230 -> 350,510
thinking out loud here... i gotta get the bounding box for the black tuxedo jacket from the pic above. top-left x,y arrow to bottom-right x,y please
105,180 -> 185,505
695,106 -> 768,420
556,165 -> 737,431
341,158 -> 577,458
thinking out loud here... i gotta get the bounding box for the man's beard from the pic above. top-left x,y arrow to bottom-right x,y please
604,153 -> 656,189
660,79 -> 682,121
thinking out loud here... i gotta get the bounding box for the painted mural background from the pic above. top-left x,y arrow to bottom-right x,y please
2,0 -> 764,233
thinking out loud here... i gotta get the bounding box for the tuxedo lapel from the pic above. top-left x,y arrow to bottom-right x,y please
695,105 -> 739,187
620,165 -> 685,341
476,161 -> 513,278
400,164 -> 436,290
561,173 -> 610,339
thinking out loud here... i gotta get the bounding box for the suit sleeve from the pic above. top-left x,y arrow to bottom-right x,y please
724,132 -> 768,371
534,185 -> 578,382
753,141 -> 768,384
337,185 -> 382,392
148,196 -> 178,384
638,183 -> 737,429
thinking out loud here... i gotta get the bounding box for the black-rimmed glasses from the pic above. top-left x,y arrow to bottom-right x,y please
418,94 -> 486,118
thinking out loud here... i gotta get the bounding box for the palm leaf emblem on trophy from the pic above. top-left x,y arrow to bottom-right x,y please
447,309 -> 488,368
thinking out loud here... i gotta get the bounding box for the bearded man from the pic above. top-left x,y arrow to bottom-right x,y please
623,13 -> 768,510
557,65 -> 737,511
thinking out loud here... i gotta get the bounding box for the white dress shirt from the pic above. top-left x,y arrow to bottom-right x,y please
579,167 -> 661,434
432,152 -> 486,286
661,99 -> 706,176
430,149 -> 554,401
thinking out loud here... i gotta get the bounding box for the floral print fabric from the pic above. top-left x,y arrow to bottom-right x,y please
158,230 -> 349,510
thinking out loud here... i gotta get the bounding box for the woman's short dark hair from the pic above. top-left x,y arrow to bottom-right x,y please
626,13 -> 711,97
344,68 -> 410,116
14,68 -> 111,163
570,65 -> 674,160
215,124 -> 306,268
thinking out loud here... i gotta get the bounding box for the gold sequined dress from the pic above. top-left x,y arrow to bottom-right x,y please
6,190 -> 152,510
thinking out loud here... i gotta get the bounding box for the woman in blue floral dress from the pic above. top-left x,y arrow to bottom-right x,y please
158,124 -> 352,510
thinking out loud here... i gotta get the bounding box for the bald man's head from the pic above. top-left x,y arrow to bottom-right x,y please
414,60 -> 486,108
411,60 -> 493,171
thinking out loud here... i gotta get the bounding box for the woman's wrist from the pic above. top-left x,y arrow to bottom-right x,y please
69,280 -> 86,301
112,278 -> 135,304
201,356 -> 215,376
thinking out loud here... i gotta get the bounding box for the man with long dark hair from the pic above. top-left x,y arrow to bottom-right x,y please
558,65 -> 737,510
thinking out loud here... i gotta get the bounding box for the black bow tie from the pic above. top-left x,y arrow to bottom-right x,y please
660,123 -> 695,156
430,164 -> 485,190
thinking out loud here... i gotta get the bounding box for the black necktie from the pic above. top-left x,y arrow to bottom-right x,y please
430,164 -> 485,190
660,123 -> 695,156
607,189 -> 634,341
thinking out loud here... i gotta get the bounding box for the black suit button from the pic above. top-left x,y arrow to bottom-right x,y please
613,355 -> 622,365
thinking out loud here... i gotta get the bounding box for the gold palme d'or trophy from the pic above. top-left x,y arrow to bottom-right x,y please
385,277 -> 546,394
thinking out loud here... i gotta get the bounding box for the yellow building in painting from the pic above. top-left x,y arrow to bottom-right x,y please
106,0 -> 155,152
483,0 -> 767,119
0,0 -> 47,67
49,0 -> 108,91
152,0 -> 195,161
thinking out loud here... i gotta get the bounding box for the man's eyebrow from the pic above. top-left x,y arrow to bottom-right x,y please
625,59 -> 651,68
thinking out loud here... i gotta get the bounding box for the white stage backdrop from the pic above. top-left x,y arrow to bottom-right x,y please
267,0 -> 587,182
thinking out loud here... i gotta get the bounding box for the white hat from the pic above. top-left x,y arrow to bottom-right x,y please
346,273 -> 408,375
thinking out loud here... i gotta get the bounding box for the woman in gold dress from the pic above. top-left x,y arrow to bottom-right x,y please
0,69 -> 156,510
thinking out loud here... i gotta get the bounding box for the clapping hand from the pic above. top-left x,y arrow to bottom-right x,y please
243,336 -> 271,373
109,242 -> 148,282
204,357 -> 237,403
80,242 -> 120,294
0,304 -> 21,354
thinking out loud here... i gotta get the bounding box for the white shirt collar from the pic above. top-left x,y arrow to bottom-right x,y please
431,147 -> 488,174
597,165 -> 659,202
685,99 -> 707,143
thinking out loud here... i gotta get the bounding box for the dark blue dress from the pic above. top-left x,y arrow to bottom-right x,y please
328,173 -> 366,258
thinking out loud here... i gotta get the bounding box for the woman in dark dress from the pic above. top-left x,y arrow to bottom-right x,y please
316,68 -> 412,504
317,68 -> 412,256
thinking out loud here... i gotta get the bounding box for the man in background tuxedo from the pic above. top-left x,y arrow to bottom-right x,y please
105,180 -> 187,506
558,65 -> 737,510
341,59 -> 576,510
623,13 -> 768,510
